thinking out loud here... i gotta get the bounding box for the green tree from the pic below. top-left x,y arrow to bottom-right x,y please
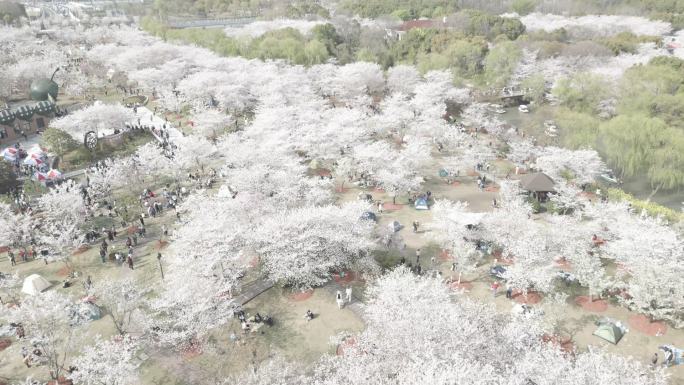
311,24 -> 341,55
391,8 -> 411,20
41,128 -> 79,157
304,40 -> 329,65
552,73 -> 609,114
0,162 -> 17,194
619,62 -> 684,119
446,38 -> 488,78
483,41 -> 522,87
597,114 -> 684,196
356,48 -> 378,63
647,130 -> 684,195
416,52 -> 450,73
554,108 -> 600,149
520,73 -> 546,105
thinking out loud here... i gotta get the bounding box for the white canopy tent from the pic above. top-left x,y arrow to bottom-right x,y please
21,274 -> 51,295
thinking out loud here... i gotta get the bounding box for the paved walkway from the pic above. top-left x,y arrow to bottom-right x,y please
234,279 -> 274,306
132,107 -> 184,145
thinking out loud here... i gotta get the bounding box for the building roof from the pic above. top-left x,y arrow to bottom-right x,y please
14,105 -> 35,121
520,172 -> 555,192
35,100 -> 56,115
0,109 -> 14,125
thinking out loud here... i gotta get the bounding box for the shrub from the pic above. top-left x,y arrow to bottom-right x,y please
606,188 -> 683,222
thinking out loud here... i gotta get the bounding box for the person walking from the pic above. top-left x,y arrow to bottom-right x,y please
415,248 -> 421,264
126,254 -> 134,270
377,201 -> 383,214
491,281 -> 500,298
345,286 -> 352,303
505,283 -> 513,299
412,221 -> 419,233
8,250 -> 15,266
99,247 -> 106,263
336,291 -> 344,309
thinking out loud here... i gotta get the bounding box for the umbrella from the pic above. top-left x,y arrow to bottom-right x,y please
33,172 -> 47,182
23,156 -> 43,166
1,147 -> 17,161
46,169 -> 62,180
26,145 -> 46,157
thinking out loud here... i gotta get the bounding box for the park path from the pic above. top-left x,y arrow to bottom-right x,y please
323,281 -> 366,322
234,279 -> 275,306
132,106 -> 184,144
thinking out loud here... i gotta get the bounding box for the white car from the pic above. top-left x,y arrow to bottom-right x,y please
518,104 -> 529,113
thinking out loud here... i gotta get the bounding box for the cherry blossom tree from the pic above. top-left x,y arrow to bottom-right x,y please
302,268 -> 667,385
68,335 -> 141,385
386,65 -> 421,95
533,146 -> 607,185
92,277 -> 149,336
0,202 -> 34,248
250,202 -> 376,288
173,135 -> 217,173
190,108 -> 235,139
148,192 -> 245,349
431,200 -> 484,283
35,181 -> 88,267
329,62 -> 384,108
0,291 -> 82,382
50,102 -> 135,141
133,142 -> 176,185
592,203 -> 684,325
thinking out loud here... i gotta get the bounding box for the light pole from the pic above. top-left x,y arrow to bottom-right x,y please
157,252 -> 164,280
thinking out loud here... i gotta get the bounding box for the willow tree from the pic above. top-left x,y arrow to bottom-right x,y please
600,114 -> 684,197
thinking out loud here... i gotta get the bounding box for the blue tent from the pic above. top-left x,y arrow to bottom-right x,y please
415,197 -> 429,210
360,211 -> 377,222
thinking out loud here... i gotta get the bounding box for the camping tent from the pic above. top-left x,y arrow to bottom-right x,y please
69,302 -> 102,326
659,345 -> 683,366
389,221 -> 403,232
21,274 -> 51,295
360,211 -> 377,222
593,323 -> 625,344
415,197 -> 429,210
